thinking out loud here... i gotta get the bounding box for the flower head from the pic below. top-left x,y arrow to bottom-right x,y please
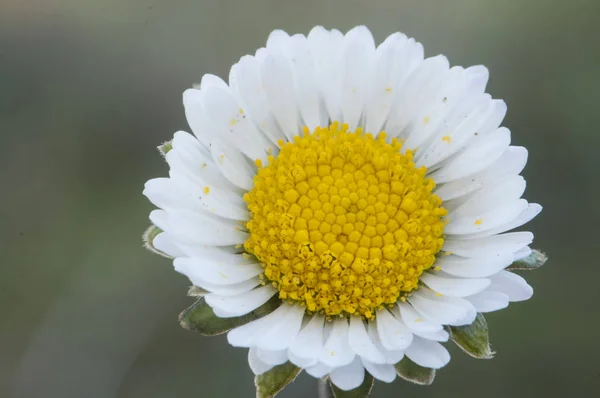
144,26 -> 545,396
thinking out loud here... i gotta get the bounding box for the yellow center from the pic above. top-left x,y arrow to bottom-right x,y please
243,123 -> 447,319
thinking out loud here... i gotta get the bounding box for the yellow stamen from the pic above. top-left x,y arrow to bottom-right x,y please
244,122 -> 447,319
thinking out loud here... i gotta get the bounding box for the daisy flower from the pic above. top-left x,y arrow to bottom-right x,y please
143,26 -> 546,397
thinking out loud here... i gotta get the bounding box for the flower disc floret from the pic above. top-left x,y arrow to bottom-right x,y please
244,123 -> 447,319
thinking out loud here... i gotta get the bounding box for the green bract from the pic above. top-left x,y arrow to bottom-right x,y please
394,357 -> 436,385
507,249 -> 548,271
179,296 -> 281,336
449,313 -> 494,359
142,225 -> 171,258
255,362 -> 302,398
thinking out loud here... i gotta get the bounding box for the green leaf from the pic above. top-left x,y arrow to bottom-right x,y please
394,357 -> 436,385
157,140 -> 173,157
507,249 -> 547,271
328,372 -> 374,397
142,225 -> 171,258
255,362 -> 302,398
448,313 -> 494,359
179,295 -> 281,336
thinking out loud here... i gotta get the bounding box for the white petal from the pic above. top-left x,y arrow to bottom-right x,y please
340,26 -> 376,130
414,329 -> 449,342
329,357 -> 365,391
462,203 -> 543,239
174,257 -> 263,286
254,304 -> 305,350
408,290 -> 469,326
205,280 -> 262,300
366,33 -> 423,134
366,322 -> 405,365
308,26 -> 344,122
397,302 -> 443,334
168,171 -> 249,220
153,232 -> 185,258
436,252 -> 514,278
227,303 -> 287,347
168,210 -> 248,246
183,89 -> 215,147
165,175 -> 248,222
419,97 -> 506,169
209,138 -> 255,191
288,349 -> 318,368
385,55 -> 449,139
445,199 -> 528,235
143,178 -> 187,211
430,127 -> 511,183
256,348 -> 288,366
361,359 -> 396,383
248,346 -> 275,375
289,314 -> 325,362
513,246 -> 532,260
199,73 -> 229,90
320,318 -> 355,367
260,48 -> 299,141
417,290 -> 477,325
266,29 -> 290,50
443,232 -> 533,258
348,316 -> 385,365
420,272 -> 491,297
212,308 -> 239,318
175,266 -> 261,296
173,243 -> 245,261
466,65 -> 489,92
149,209 -> 168,231
435,146 -> 528,201
285,34 -> 325,130
166,132 -> 246,206
489,271 -> 533,302
450,175 -> 526,217
305,363 -> 332,378
375,308 -> 413,351
200,86 -> 270,162
467,291 -> 510,313
416,95 -> 494,168
169,129 -> 209,160
167,134 -> 244,202
405,336 -> 450,369
205,284 -> 276,318
230,55 -> 284,144
404,66 -> 474,151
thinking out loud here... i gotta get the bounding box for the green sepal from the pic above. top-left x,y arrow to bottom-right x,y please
255,362 -> 302,398
187,285 -> 209,297
179,295 -> 281,336
328,372 -> 374,398
142,225 -> 171,258
507,249 -> 547,271
448,313 -> 494,359
158,140 -> 173,157
394,357 -> 436,385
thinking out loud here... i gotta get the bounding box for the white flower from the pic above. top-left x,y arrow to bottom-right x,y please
144,26 -> 543,393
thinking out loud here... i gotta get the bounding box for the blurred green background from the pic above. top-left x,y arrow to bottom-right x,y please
1,0 -> 599,397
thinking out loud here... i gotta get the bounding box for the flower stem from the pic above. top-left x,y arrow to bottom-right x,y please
317,378 -> 331,398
